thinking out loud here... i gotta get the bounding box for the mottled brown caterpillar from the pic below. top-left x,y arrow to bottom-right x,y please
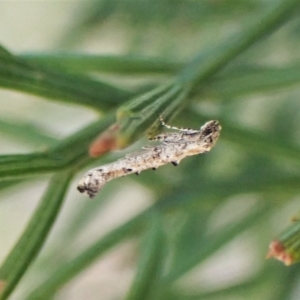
77,117 -> 221,198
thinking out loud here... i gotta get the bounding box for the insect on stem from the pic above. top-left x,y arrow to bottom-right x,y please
77,118 -> 221,198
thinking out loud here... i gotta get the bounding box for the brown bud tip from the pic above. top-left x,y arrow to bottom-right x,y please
266,240 -> 294,266
0,280 -> 6,293
89,123 -> 119,157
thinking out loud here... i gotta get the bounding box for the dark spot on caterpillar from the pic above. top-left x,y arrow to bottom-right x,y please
77,186 -> 85,193
203,127 -> 212,136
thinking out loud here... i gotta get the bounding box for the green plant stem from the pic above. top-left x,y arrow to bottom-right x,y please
164,203 -> 271,283
116,0 -> 300,147
25,212 -> 148,300
125,212 -> 164,300
24,171 -> 292,299
272,265 -> 300,300
0,169 -> 73,300
0,119 -> 57,148
0,113 -> 115,179
186,110 -> 300,165
164,268 -> 271,300
180,0 -> 300,85
18,54 -> 300,103
117,81 -> 190,147
0,44 -> 132,110
20,53 -> 183,74
203,64 -> 300,98
221,119 -> 300,163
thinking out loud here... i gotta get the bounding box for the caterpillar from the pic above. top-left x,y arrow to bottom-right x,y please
77,117 -> 221,198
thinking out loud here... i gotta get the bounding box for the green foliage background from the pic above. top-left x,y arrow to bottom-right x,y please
1,0 -> 300,299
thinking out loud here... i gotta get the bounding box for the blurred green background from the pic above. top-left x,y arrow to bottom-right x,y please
1,1 -> 300,299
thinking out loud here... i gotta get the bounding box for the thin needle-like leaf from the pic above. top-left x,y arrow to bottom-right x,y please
25,212 -> 148,300
20,53 -> 183,75
0,119 -> 57,148
203,64 -> 300,98
180,0 -> 300,84
164,204 -> 271,283
0,113 -> 115,179
0,44 -> 132,110
125,212 -> 164,300
25,180 -> 286,299
116,0 -> 300,147
187,110 -> 300,165
0,170 -> 73,300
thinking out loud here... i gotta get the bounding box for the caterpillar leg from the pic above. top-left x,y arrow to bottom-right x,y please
159,115 -> 198,133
